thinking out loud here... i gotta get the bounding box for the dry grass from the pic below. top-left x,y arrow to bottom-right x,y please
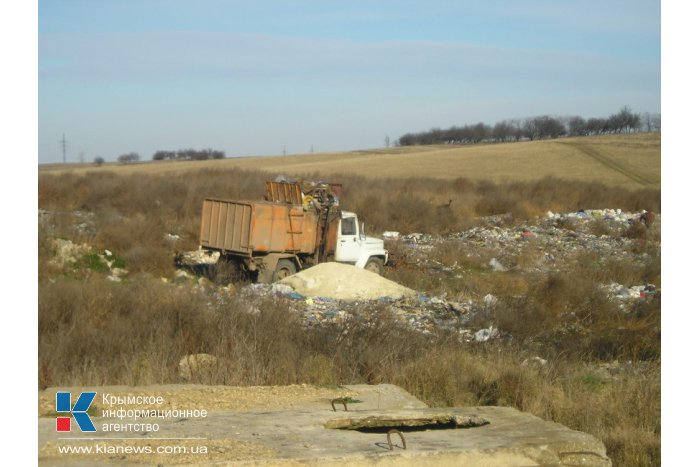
40,133 -> 660,190
38,146 -> 660,466
38,275 -> 659,466
39,168 -> 660,254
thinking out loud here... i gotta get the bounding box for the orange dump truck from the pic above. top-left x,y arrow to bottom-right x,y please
199,181 -> 388,283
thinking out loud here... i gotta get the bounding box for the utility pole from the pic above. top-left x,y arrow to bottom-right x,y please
60,134 -> 68,164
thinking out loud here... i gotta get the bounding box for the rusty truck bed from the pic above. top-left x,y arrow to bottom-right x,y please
200,198 -> 324,256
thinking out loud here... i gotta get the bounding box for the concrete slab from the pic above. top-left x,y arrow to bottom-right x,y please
39,384 -> 610,466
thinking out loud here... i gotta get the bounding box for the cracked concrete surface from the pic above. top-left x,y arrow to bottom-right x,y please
39,384 -> 610,466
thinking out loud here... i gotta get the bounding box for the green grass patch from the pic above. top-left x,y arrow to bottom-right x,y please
80,252 -> 110,273
579,372 -> 608,390
337,396 -> 363,404
104,250 -> 126,269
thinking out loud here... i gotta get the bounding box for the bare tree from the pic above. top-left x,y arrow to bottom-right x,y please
522,118 -> 538,141
568,116 -> 587,136
117,152 -> 140,164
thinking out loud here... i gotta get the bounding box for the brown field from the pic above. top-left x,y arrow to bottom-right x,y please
40,133 -> 660,190
38,133 -> 661,466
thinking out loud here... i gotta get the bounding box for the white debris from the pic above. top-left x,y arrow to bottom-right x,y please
406,233 -> 424,242
164,233 -> 181,243
382,231 -> 400,240
474,326 -> 499,342
49,239 -> 92,268
482,294 -> 498,307
270,283 -> 295,295
602,282 -> 657,301
521,357 -> 548,367
280,262 -> 415,300
489,258 -> 506,272
175,270 -> 194,281
110,267 -> 128,277
178,248 -> 220,266
197,277 -> 210,287
545,208 -> 649,225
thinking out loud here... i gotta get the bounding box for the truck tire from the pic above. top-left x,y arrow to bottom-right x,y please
272,259 -> 296,282
364,257 -> 384,275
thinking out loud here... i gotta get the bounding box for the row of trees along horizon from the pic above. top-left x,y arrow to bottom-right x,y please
397,106 -> 660,146
105,148 -> 226,165
103,106 -> 659,165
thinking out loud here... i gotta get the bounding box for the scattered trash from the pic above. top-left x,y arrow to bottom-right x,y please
49,239 -> 92,268
489,258 -> 506,272
482,294 -> 498,307
521,357 -> 547,367
474,326 -> 499,342
396,208 -> 659,276
383,231 -> 400,240
602,282 -> 657,311
42,207 -> 657,346
271,283 -> 295,295
110,267 -> 128,278
174,270 -> 195,282
176,248 -> 220,266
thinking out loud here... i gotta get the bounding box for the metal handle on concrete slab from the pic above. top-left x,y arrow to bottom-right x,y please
330,398 -> 348,412
387,429 -> 406,451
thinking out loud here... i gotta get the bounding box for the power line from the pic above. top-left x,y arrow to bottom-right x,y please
60,134 -> 68,164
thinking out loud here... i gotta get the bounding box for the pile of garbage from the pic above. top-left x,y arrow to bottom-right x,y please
39,209 -> 96,236
176,248 -> 220,267
392,208 -> 658,275
47,238 -> 128,282
602,282 -> 658,311
172,207 -> 659,343
234,280 -> 501,341
545,208 -> 652,227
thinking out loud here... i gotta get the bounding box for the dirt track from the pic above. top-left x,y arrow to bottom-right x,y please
38,134 -> 660,190
562,141 -> 657,187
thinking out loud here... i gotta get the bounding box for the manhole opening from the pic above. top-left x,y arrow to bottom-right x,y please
354,421 -> 463,433
325,415 -> 489,432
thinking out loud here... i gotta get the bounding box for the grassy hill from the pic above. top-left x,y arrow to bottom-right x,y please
40,133 -> 660,190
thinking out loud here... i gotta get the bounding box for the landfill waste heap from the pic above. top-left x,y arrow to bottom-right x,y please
175,207 -> 658,343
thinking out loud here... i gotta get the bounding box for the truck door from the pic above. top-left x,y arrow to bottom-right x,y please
335,214 -> 361,263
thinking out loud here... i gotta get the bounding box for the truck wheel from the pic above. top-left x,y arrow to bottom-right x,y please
364,258 -> 384,275
272,259 -> 296,282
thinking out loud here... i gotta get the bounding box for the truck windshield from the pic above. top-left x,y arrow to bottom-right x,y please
341,217 -> 356,235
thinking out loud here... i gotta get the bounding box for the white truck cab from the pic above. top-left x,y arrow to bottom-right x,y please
335,211 -> 388,274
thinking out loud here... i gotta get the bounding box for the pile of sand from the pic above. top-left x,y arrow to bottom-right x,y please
280,262 -> 415,300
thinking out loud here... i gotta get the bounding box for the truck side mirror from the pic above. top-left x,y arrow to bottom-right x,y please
361,222 -> 366,240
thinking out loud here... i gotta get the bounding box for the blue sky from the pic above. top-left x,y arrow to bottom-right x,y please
38,0 -> 660,163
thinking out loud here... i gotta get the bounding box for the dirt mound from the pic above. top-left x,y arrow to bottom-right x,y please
279,262 -> 415,300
